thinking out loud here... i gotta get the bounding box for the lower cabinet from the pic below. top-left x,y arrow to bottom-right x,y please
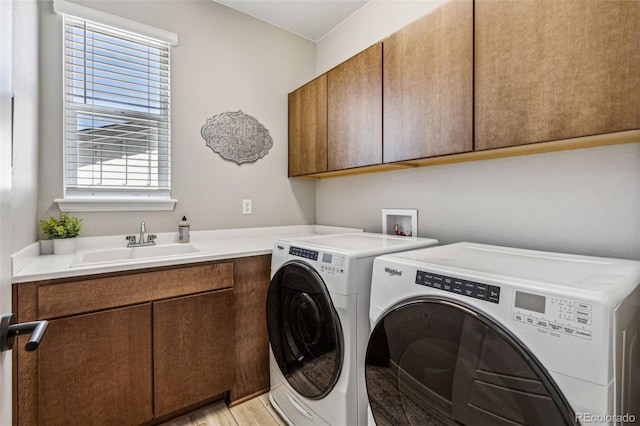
154,289 -> 235,416
229,255 -> 272,405
37,305 -> 153,426
13,260 -> 246,425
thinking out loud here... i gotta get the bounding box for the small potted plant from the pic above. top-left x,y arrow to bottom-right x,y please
39,213 -> 83,255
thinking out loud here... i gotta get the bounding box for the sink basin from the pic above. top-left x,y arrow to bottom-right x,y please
71,244 -> 202,267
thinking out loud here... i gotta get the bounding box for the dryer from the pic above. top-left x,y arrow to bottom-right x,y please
366,243 -> 640,426
267,233 -> 438,426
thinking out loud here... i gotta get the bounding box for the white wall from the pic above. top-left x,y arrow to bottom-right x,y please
38,0 -> 317,237
317,0 -> 446,75
0,0 -> 15,422
28,0 -> 640,261
314,1 -> 640,260
12,0 -> 39,252
2,2 -> 40,418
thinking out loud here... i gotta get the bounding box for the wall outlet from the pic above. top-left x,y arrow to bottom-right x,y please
242,199 -> 252,215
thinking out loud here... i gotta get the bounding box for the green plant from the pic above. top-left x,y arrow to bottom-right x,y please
39,213 -> 82,239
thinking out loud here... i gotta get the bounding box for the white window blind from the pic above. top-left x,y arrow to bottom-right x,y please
64,15 -> 171,198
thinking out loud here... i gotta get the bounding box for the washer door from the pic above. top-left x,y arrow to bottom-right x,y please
365,298 -> 577,426
267,261 -> 343,400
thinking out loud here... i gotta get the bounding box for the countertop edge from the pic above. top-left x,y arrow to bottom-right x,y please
12,225 -> 363,283
12,248 -> 274,284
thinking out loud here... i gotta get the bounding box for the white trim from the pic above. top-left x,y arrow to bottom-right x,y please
53,0 -> 178,46
55,198 -> 178,212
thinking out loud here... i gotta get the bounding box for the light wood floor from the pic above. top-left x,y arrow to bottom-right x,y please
160,393 -> 287,426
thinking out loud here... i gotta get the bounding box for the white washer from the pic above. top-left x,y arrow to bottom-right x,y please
267,233 -> 438,426
366,242 -> 640,426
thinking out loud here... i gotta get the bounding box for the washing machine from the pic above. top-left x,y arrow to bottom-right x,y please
266,232 -> 439,426
365,242 -> 640,426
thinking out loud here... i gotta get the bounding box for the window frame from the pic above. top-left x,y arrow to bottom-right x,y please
54,1 -> 178,212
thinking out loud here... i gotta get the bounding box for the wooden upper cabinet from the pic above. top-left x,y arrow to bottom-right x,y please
383,0 -> 473,163
475,0 -> 640,150
288,75 -> 327,176
328,43 -> 383,171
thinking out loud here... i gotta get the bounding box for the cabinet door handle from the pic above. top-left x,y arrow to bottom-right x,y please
0,313 -> 49,352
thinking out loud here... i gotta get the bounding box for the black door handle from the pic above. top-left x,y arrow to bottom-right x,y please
0,313 -> 49,352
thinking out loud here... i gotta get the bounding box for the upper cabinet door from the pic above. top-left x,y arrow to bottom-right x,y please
475,0 -> 640,150
328,43 -> 383,171
383,0 -> 473,163
288,75 -> 328,177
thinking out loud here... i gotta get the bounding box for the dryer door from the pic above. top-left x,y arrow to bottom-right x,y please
267,261 -> 343,400
365,297 -> 577,426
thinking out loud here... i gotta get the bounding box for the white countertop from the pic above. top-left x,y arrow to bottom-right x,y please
12,225 -> 362,283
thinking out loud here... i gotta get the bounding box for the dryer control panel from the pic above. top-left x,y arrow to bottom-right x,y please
512,290 -> 593,340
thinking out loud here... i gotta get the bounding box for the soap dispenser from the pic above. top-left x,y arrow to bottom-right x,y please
178,216 -> 190,243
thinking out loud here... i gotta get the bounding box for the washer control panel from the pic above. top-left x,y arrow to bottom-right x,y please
319,252 -> 346,275
289,246 -> 346,275
289,246 -> 318,261
415,271 -> 501,304
512,291 -> 593,340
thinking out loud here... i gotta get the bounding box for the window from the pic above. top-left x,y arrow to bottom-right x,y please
63,15 -> 171,201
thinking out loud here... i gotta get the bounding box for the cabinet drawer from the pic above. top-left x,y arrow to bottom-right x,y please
37,262 -> 233,319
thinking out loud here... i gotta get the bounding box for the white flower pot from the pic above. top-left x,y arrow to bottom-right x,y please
53,238 -> 76,255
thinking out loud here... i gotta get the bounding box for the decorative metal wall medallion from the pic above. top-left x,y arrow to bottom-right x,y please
201,110 -> 273,164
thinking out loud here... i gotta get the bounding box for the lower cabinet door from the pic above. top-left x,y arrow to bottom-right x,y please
37,304 -> 153,426
153,289 -> 235,417
229,255 -> 271,404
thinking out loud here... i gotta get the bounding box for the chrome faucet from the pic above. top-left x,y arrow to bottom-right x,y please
126,222 -> 157,247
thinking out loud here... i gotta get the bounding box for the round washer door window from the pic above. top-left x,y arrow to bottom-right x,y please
365,298 -> 577,426
267,261 -> 343,399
